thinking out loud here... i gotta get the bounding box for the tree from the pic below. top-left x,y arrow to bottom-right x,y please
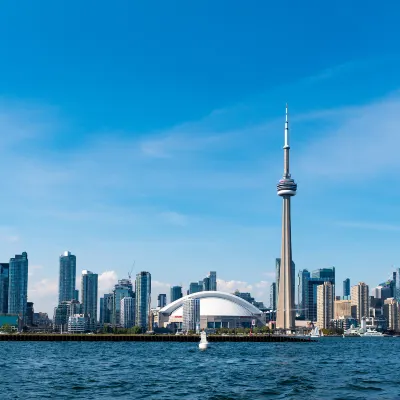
0,324 -> 13,334
129,326 -> 142,334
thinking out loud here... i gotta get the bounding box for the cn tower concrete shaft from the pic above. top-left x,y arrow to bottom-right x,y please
276,105 -> 297,330
276,197 -> 294,329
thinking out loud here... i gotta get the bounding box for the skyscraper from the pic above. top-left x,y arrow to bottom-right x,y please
317,282 -> 334,330
170,286 -> 183,303
100,293 -> 113,324
58,251 -> 76,304
276,106 -> 297,330
351,282 -> 369,322
395,268 -> 400,303
81,270 -> 98,330
120,297 -> 135,328
270,282 -> 276,310
135,271 -> 151,329
383,298 -> 399,331
312,267 -> 335,283
298,269 -> 310,318
189,282 -> 203,294
158,294 -> 167,308
182,297 -> 200,332
8,252 -> 28,324
343,278 -> 350,298
112,279 -> 134,326
208,271 -> 217,291
0,263 -> 9,313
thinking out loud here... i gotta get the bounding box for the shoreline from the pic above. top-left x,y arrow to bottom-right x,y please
0,334 -> 315,342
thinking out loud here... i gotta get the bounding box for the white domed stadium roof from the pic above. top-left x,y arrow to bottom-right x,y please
159,291 -> 262,317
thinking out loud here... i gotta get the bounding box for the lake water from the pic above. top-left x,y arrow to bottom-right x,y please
1,338 -> 400,399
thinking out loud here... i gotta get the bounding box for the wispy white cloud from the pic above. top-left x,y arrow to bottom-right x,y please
297,95 -> 400,180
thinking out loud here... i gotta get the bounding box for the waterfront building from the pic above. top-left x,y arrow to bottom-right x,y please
68,314 -> 87,333
304,278 -> 327,321
334,299 -> 352,319
58,251 -> 76,303
157,294 -> 167,308
112,279 -> 134,326
298,269 -> 310,318
189,282 -> 203,294
0,263 -> 9,314
120,297 -> 135,328
203,277 -> 210,291
0,314 -> 19,331
81,270 -> 98,330
135,271 -> 151,329
170,286 -> 183,303
100,293 -> 113,324
383,298 -> 399,331
182,297 -> 200,332
33,312 -> 52,330
330,317 -> 358,331
343,278 -> 350,298
8,252 -> 28,325
351,282 -> 369,322
317,282 -> 334,330
26,302 -> 34,326
159,291 -> 265,332
270,282 -> 276,310
365,315 -> 387,332
275,258 -> 295,313
53,300 -> 82,332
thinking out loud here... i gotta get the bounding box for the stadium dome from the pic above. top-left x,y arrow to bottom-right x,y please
158,291 -> 265,331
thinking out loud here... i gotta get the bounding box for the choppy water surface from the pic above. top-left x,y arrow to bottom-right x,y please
1,338 -> 400,399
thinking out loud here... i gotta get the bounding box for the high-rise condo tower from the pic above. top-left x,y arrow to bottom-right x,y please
276,105 -> 297,330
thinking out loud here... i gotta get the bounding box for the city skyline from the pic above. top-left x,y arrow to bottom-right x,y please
0,3 -> 400,316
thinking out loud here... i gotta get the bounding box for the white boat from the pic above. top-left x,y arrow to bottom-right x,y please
199,331 -> 209,350
310,327 -> 320,338
360,328 -> 384,337
343,324 -> 361,337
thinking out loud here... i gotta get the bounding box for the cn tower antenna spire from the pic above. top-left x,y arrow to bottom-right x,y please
284,103 -> 289,149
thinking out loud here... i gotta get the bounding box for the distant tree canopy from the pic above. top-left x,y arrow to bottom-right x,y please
0,324 -> 13,333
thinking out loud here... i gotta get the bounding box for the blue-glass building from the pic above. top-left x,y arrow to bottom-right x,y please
298,269 -> 310,318
343,278 -> 351,298
112,279 -> 134,326
81,270 -> 98,330
135,272 -> 151,329
170,286 -> 183,303
58,251 -> 76,303
0,263 -> 9,313
8,252 -> 28,324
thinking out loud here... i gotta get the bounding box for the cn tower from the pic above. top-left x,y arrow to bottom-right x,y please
276,105 -> 297,330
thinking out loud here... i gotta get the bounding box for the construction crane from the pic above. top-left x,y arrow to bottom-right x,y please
128,261 -> 135,281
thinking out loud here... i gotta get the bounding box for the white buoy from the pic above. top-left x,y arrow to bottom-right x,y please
199,331 -> 209,350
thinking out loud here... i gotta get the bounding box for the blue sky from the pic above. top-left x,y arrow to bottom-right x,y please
0,1 -> 399,314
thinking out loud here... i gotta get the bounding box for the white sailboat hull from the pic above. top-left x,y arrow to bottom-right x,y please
199,342 -> 209,350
